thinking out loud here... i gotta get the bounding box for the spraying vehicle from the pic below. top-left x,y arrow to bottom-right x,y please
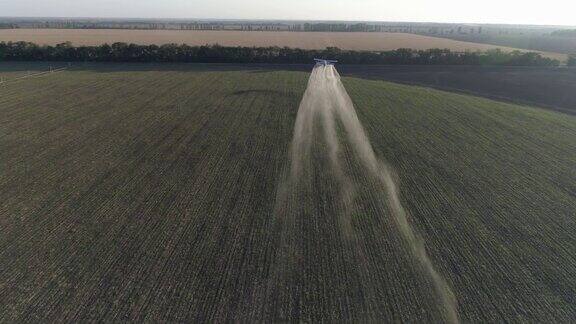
314,59 -> 338,66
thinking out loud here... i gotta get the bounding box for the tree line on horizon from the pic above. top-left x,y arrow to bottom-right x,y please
0,41 -> 566,66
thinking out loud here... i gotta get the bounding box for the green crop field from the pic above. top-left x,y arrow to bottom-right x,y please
0,62 -> 66,82
1,64 -> 575,322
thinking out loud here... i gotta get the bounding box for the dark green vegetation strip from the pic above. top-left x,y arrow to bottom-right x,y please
0,41 -> 561,66
0,64 -> 575,322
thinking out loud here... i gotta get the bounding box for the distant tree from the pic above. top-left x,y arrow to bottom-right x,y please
0,42 -> 6,61
568,55 -> 576,66
53,42 -> 74,61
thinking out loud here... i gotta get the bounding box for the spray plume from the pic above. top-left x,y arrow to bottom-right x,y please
275,65 -> 458,322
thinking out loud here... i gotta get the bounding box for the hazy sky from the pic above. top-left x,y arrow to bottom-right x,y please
1,0 -> 574,26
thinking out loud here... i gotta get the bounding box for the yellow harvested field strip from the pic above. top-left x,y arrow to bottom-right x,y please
0,29 -> 566,61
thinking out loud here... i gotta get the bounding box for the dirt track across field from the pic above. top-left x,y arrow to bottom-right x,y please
0,29 -> 566,61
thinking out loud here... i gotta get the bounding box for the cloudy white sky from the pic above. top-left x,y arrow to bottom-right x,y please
1,0 -> 574,26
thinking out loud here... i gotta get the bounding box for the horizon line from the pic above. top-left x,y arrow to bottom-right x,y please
1,16 -> 575,28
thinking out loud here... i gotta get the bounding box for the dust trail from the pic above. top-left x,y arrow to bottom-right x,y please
286,65 -> 357,237
276,64 -> 459,322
